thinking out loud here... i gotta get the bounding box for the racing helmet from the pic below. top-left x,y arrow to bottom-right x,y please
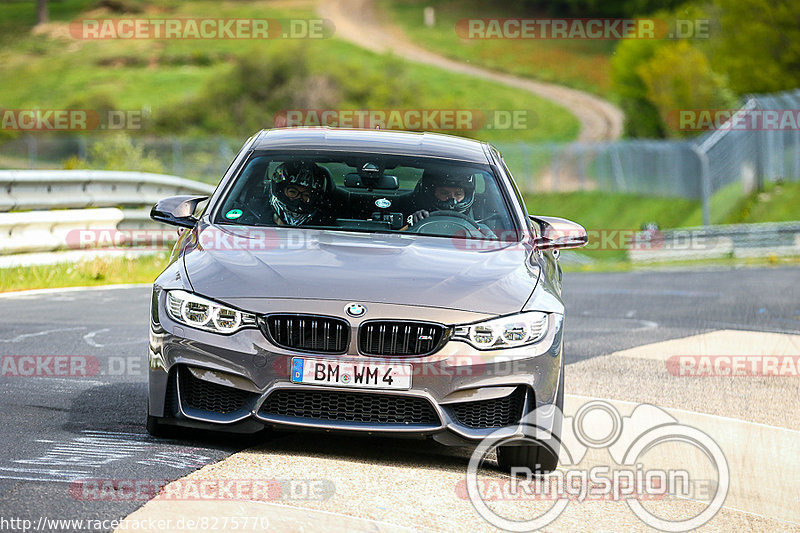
416,170 -> 476,213
268,160 -> 328,226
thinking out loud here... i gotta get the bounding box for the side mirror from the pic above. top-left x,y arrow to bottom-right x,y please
530,215 -> 588,250
150,195 -> 208,228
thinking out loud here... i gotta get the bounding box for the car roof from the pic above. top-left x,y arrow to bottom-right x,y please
252,128 -> 492,164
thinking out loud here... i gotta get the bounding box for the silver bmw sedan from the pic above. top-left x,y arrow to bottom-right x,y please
147,127 -> 587,473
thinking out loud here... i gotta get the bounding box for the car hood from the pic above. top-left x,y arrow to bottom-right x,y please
182,225 -> 540,315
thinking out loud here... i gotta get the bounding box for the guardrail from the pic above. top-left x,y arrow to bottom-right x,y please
629,222 -> 800,262
0,170 -> 215,212
0,170 -> 214,255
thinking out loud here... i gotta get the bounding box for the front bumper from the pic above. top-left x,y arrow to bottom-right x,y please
148,292 -> 564,446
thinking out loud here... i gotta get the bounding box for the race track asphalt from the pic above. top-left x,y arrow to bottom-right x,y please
0,266 -> 797,530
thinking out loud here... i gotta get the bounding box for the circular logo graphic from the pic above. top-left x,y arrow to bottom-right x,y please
375,198 -> 391,209
341,374 -> 351,384
225,209 -> 243,220
464,401 -> 730,532
345,303 -> 367,317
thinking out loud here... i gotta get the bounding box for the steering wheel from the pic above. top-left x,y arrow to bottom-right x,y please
242,203 -> 266,224
406,210 -> 483,236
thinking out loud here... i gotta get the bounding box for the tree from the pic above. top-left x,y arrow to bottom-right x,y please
712,0 -> 800,94
36,0 -> 48,24
637,41 -> 735,138
611,38 -> 665,137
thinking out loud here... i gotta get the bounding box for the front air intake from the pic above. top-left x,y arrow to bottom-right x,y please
359,321 -> 448,356
261,314 -> 349,354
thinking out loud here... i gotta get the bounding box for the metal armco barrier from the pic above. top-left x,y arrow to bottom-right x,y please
0,170 -> 214,255
629,222 -> 800,262
0,170 -> 215,211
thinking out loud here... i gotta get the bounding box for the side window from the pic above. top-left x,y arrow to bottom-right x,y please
492,147 -> 533,237
501,159 -> 528,215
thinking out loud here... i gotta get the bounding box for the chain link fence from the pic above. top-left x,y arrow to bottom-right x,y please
498,88 -> 800,225
0,135 -> 241,185
496,140 -> 703,197
1,88 -> 798,225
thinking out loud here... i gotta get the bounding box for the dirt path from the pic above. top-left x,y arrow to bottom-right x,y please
318,0 -> 624,142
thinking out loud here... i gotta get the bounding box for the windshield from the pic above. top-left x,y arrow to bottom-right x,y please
213,151 -> 518,239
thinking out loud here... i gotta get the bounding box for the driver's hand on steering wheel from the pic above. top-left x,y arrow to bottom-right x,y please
408,209 -> 430,226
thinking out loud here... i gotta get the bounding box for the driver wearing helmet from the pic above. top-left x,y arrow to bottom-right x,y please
267,160 -> 333,226
406,170 -> 476,226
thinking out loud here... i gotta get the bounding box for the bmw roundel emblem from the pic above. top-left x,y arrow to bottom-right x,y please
345,303 -> 367,317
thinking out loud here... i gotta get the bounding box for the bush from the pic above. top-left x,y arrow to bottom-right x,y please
712,0 -> 800,94
155,43 -> 418,136
611,38 -> 665,137
637,40 -> 735,138
64,133 -> 164,173
513,0 -> 684,17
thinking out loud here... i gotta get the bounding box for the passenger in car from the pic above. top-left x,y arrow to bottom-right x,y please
265,160 -> 336,226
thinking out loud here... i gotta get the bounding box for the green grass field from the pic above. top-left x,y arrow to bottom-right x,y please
0,0 -> 579,143
719,181 -> 800,224
525,180 -> 800,262
381,0 -> 616,97
0,253 -> 168,293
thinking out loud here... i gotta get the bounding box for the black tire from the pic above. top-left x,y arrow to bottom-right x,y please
146,414 -> 172,437
146,398 -> 177,438
496,441 -> 559,474
497,363 -> 564,475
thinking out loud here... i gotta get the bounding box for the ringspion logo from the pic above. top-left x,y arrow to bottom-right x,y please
465,400 -> 729,531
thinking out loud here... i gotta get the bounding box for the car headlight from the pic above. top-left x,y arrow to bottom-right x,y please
452,312 -> 548,350
165,290 -> 257,334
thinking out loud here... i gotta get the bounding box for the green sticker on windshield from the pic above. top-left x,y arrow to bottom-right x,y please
225,209 -> 243,219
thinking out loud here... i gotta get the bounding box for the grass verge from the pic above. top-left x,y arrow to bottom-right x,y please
526,181 -> 800,263
380,0 -> 616,97
0,0 -> 578,144
0,252 -> 168,293
562,254 -> 800,273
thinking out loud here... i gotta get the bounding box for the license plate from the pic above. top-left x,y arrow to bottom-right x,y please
291,358 -> 411,390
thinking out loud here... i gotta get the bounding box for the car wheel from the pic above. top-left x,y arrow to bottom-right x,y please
496,441 -> 559,474
497,364 -> 564,475
146,399 -> 176,438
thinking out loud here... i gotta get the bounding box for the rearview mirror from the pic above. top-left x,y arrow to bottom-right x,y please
150,195 -> 208,228
530,215 -> 588,250
344,173 -> 399,190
